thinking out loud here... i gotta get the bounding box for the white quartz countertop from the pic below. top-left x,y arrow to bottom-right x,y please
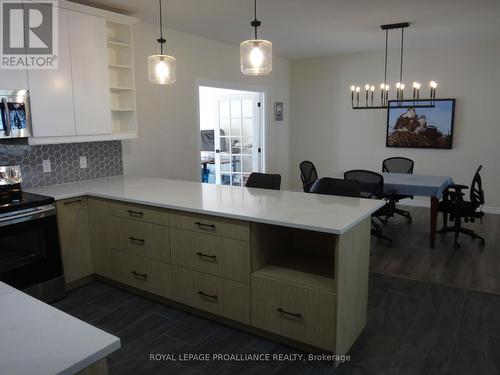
29,176 -> 384,234
0,282 -> 120,375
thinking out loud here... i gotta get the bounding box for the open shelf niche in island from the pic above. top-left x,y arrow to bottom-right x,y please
251,224 -> 336,291
250,218 -> 371,354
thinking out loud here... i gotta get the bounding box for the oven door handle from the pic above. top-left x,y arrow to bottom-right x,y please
2,98 -> 11,137
0,205 -> 56,226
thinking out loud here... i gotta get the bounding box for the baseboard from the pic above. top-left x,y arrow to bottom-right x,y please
65,275 -> 96,291
398,199 -> 500,215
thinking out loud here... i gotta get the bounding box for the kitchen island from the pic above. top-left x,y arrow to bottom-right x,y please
30,176 -> 383,355
0,281 -> 120,375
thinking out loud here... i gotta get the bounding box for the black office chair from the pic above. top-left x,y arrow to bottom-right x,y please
382,157 -> 414,223
299,161 -> 318,192
344,170 -> 395,247
310,177 -> 360,197
437,166 -> 485,248
245,172 -> 281,190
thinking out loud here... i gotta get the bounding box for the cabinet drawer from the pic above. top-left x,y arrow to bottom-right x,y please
112,250 -> 172,298
251,274 -> 336,351
108,217 -> 170,262
108,201 -> 168,226
169,211 -> 249,241
170,228 -> 250,283
172,266 -> 250,324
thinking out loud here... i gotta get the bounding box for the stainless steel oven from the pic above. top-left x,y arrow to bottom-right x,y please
0,89 -> 32,139
0,203 -> 65,302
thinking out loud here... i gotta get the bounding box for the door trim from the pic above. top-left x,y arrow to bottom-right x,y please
196,79 -> 267,181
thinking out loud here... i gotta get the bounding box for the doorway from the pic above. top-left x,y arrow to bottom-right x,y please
198,84 -> 265,186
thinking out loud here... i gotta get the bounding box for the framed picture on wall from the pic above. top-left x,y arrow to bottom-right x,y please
386,99 -> 455,149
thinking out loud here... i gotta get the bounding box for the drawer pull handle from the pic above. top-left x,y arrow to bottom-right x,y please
198,291 -> 218,300
129,236 -> 145,244
277,308 -> 302,319
64,199 -> 82,205
131,271 -> 148,280
196,252 -> 217,260
127,210 -> 144,218
195,221 -> 216,230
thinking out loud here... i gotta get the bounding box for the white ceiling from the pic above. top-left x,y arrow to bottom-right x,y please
72,0 -> 500,59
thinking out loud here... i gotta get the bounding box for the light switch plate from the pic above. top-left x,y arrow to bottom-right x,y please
79,156 -> 87,169
42,160 -> 51,173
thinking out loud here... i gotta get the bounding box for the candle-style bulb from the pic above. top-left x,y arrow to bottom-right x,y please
413,82 -> 419,89
385,85 -> 390,91
400,84 -> 405,90
355,87 -> 360,92
370,86 -> 375,92
429,81 -> 437,99
365,84 -> 370,91
350,85 -> 355,91
380,83 -> 385,90
396,82 -> 401,89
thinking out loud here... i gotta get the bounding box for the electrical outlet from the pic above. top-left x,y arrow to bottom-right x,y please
79,156 -> 87,169
42,160 -> 51,173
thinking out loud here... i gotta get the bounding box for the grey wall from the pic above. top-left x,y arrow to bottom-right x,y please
0,141 -> 123,188
289,41 -> 500,211
122,22 -> 290,187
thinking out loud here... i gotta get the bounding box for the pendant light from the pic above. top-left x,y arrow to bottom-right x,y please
148,0 -> 176,85
240,0 -> 272,76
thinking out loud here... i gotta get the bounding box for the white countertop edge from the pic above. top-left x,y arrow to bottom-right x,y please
0,281 -> 121,375
50,190 -> 384,235
59,339 -> 121,375
28,176 -> 385,235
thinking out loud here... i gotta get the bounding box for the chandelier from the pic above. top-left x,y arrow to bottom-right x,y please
350,23 -> 438,109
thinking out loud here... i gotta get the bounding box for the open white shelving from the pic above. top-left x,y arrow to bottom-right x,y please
106,20 -> 137,137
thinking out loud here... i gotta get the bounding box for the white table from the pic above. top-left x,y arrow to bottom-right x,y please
0,281 -> 120,375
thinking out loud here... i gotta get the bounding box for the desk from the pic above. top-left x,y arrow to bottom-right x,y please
201,158 -> 214,182
333,172 -> 453,248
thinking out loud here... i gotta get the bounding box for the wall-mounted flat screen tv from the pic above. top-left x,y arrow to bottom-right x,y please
386,99 -> 455,149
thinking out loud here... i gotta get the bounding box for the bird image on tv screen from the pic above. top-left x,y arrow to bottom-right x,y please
386,99 -> 455,149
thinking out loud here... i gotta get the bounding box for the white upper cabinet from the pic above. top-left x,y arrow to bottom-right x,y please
0,33 -> 27,89
68,11 -> 111,136
28,7 -> 76,138
0,70 -> 28,90
25,2 -> 138,144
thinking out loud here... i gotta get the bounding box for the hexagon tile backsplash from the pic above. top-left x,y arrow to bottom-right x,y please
0,141 -> 123,188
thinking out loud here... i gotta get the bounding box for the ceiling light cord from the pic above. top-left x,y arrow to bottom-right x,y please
157,0 -> 166,54
384,29 -> 388,86
399,27 -> 404,84
254,0 -> 257,38
250,0 -> 261,40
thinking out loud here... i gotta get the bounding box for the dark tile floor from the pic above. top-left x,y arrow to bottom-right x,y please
370,206 -> 500,295
52,275 -> 500,375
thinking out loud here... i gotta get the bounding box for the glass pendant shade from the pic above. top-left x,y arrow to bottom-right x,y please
240,39 -> 272,76
148,54 -> 176,85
